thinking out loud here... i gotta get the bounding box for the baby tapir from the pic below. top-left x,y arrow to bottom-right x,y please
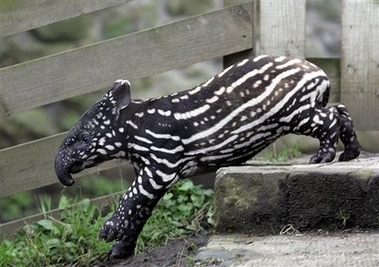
54,55 -> 360,258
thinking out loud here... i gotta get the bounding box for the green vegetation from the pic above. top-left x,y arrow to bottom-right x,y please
336,209 -> 351,227
266,145 -> 301,162
0,179 -> 213,267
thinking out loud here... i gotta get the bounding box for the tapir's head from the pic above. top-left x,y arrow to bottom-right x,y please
55,79 -> 131,186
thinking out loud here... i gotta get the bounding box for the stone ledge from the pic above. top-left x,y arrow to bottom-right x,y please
214,156 -> 379,234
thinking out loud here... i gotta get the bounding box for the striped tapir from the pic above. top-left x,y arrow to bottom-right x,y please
54,55 -> 360,258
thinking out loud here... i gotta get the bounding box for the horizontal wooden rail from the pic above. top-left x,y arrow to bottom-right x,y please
0,191 -> 123,240
0,3 -> 254,117
0,0 -> 132,38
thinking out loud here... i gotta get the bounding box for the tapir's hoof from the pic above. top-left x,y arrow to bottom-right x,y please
107,240 -> 136,259
309,150 -> 335,164
99,216 -> 125,242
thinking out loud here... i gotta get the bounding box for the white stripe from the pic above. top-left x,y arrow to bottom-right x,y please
200,153 -> 233,162
128,143 -> 149,151
226,61 -> 274,94
173,104 -> 210,120
138,184 -> 154,199
275,58 -> 302,70
218,64 -> 234,78
151,145 -> 184,154
149,178 -> 163,190
237,58 -> 249,66
253,55 -> 269,62
145,129 -> 181,141
150,153 -> 185,168
231,69 -> 325,134
182,67 -> 303,144
135,135 -> 153,144
156,170 -> 177,183
184,135 -> 238,155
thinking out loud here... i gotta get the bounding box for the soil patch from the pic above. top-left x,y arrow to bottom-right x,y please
95,235 -> 209,267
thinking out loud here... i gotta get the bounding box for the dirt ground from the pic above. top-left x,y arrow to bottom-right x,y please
94,235 -> 209,267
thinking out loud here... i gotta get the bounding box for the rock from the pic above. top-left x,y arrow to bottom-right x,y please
214,156 -> 379,234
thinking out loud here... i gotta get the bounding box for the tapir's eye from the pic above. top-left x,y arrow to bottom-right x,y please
81,135 -> 90,144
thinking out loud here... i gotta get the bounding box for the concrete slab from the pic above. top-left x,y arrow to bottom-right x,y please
194,233 -> 379,267
214,155 -> 379,234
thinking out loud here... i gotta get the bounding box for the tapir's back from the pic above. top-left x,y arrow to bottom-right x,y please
132,55 -> 331,172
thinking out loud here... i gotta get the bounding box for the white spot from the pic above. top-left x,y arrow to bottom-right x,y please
119,127 -> 124,133
106,133 -> 112,138
126,120 -> 138,129
97,148 -> 107,155
172,98 -> 180,103
105,145 -> 115,151
274,56 -> 287,62
253,80 -> 262,88
214,86 -> 226,95
158,109 -> 172,116
147,109 -> 156,114
237,58 -> 249,66
104,120 -> 110,125
189,86 -> 202,95
99,137 -> 106,146
206,96 -> 219,104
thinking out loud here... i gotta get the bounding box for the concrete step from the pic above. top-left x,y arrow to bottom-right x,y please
194,233 -> 379,267
214,154 -> 379,234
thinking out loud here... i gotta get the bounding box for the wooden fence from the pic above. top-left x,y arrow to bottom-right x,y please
0,0 -> 378,240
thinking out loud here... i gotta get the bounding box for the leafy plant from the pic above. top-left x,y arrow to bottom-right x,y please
0,179 -> 214,266
136,179 -> 214,253
266,144 -> 301,162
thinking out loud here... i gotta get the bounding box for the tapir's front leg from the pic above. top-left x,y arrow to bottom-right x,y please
106,197 -> 161,258
99,166 -> 176,258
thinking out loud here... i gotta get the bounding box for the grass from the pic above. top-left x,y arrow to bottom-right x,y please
0,179 -> 214,267
266,144 -> 301,162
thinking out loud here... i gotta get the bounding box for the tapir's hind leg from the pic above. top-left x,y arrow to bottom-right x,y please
335,104 -> 361,161
292,105 -> 360,163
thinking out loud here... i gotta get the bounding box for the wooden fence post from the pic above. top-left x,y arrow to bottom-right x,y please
255,0 -> 306,59
222,0 -> 255,68
341,0 -> 379,130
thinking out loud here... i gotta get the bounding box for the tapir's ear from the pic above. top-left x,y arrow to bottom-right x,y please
107,79 -> 131,110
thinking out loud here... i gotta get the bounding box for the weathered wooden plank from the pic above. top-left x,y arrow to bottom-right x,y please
0,3 -> 254,117
0,133 -> 129,198
0,191 -> 123,240
255,0 -> 306,58
0,0 -> 131,38
341,0 -> 379,130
